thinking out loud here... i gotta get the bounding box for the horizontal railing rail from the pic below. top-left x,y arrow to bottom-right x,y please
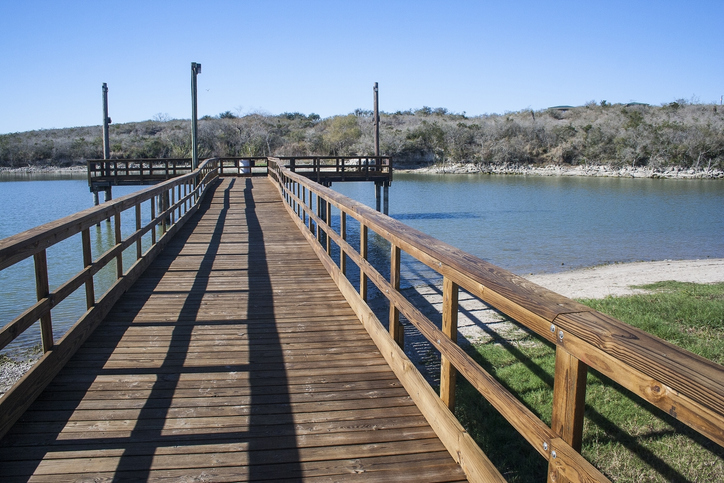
0,158 -> 220,439
267,157 -> 724,483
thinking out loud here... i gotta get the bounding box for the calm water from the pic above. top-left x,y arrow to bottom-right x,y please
335,173 -> 724,274
0,172 -> 152,355
1,172 -> 723,354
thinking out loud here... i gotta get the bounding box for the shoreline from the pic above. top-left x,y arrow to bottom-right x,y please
1,163 -> 723,179
0,165 -> 86,174
396,162 -> 724,179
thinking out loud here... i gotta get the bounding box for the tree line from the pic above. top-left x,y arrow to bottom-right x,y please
1,100 -> 722,171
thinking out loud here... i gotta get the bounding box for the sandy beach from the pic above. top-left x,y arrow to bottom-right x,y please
526,258 -> 724,299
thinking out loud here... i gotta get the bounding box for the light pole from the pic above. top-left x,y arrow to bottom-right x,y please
102,83 -> 111,161
373,82 -> 379,157
191,62 -> 202,169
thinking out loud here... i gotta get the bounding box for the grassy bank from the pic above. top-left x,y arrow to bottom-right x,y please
454,281 -> 724,481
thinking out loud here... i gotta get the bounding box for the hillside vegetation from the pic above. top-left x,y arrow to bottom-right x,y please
1,101 -> 723,171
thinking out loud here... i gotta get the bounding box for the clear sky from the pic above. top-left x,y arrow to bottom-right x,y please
1,0 -> 722,134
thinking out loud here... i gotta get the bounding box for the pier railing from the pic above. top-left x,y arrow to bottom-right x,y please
283,156 -> 392,184
87,156 -> 391,188
268,157 -> 724,483
87,158 -> 194,186
0,158 -> 220,439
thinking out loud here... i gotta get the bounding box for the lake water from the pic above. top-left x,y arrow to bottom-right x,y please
1,171 -> 723,355
335,173 -> 724,274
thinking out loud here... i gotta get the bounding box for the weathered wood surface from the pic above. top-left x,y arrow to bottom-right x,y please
0,178 -> 466,482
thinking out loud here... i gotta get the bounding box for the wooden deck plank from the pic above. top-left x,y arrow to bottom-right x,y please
0,177 -> 466,482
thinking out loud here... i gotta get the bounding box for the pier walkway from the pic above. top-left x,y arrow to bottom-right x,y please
0,178 -> 465,481
2,157 -> 722,482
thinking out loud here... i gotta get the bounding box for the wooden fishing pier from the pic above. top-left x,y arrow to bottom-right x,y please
1,158 -> 722,482
87,156 -> 393,213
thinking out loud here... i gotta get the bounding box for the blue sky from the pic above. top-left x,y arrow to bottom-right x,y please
1,0 -> 722,134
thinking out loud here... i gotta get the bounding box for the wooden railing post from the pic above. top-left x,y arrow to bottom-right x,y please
550,346 -> 588,452
163,190 -> 170,233
441,276 -> 459,410
150,196 -> 157,245
325,199 -> 332,255
135,204 -> 142,260
340,212 -> 347,275
360,224 -> 368,301
82,228 -> 95,309
308,189 -> 314,232
33,249 -> 53,352
389,244 -> 403,348
170,184 -> 176,225
114,208 -> 123,279
316,195 -> 321,241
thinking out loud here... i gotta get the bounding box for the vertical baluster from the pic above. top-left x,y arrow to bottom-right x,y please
360,224 -> 368,301
440,276 -> 459,410
389,244 -> 403,347
340,211 -> 347,275
162,190 -> 169,233
316,195 -> 321,242
34,249 -> 54,352
299,183 -> 303,220
308,189 -> 314,232
82,228 -> 95,309
150,196 -> 157,245
550,347 -> 588,452
326,199 -> 332,255
170,184 -> 176,225
135,204 -> 142,259
115,208 -> 123,279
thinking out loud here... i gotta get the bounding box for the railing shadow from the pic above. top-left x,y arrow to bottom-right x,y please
243,177 -> 303,480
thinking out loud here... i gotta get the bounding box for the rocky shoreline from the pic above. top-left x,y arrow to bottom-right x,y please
2,163 -> 723,179
0,165 -> 87,173
397,162 -> 724,179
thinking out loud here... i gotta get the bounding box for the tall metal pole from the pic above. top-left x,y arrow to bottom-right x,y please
373,82 -> 380,157
102,83 -> 110,160
191,62 -> 202,169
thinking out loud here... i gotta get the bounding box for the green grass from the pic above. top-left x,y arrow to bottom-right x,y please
454,281 -> 724,482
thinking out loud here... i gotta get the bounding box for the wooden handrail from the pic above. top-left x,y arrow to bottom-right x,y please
267,157 -> 724,483
0,158 -> 220,440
